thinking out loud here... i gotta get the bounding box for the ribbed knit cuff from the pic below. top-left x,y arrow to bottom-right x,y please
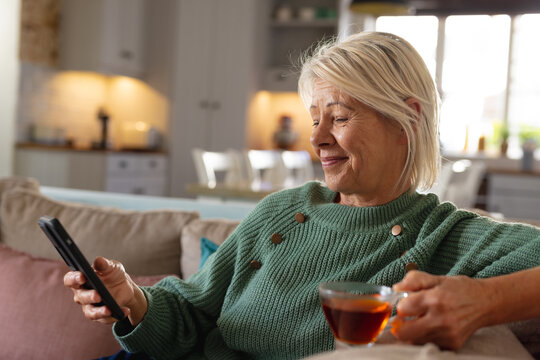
113,287 -> 154,353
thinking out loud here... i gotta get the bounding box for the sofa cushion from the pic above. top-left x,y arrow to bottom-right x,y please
0,176 -> 40,197
508,319 -> 540,359
0,188 -> 198,276
181,218 -> 240,279
0,243 -> 173,360
0,177 -> 40,243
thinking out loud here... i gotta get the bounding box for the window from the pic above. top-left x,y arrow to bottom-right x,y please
376,13 -> 540,159
508,14 -> 540,157
376,16 -> 439,78
441,15 -> 510,153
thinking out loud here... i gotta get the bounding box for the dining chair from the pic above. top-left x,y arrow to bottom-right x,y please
244,150 -> 287,191
432,159 -> 486,208
280,150 -> 315,187
191,148 -> 245,189
426,161 -> 454,199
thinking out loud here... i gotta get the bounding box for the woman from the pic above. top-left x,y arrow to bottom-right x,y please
65,32 -> 540,359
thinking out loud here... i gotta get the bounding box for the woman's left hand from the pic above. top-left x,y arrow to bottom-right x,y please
390,271 -> 494,350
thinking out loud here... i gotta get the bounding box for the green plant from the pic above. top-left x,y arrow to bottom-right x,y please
500,123 -> 510,141
490,121 -> 510,147
518,124 -> 540,146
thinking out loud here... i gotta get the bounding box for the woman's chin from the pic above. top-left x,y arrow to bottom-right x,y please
323,177 -> 345,193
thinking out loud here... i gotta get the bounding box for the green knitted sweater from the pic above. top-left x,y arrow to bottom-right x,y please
113,181 -> 540,360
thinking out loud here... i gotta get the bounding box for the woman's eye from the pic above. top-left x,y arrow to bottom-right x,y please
335,117 -> 348,123
312,120 -> 320,127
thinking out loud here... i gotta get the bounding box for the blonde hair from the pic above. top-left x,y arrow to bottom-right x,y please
298,32 -> 440,192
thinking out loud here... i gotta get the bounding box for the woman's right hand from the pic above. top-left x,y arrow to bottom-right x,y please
64,256 -> 148,326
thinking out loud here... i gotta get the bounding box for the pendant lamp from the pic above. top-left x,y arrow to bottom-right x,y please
349,0 -> 413,16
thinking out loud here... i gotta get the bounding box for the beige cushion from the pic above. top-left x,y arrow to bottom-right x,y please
0,177 -> 40,243
181,218 -> 240,279
0,188 -> 198,276
0,176 -> 40,197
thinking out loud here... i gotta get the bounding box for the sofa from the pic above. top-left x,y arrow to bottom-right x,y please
0,176 -> 253,359
0,177 -> 538,359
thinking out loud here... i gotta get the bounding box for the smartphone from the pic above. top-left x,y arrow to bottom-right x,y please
38,216 -> 126,321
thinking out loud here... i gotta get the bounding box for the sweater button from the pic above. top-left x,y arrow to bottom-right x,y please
294,212 -> 306,223
391,225 -> 402,236
271,233 -> 283,244
405,262 -> 418,272
250,260 -> 262,270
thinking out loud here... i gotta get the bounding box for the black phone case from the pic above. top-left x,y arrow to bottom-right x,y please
38,216 -> 126,321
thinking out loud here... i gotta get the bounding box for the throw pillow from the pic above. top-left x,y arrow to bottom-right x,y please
0,188 -> 198,276
0,177 -> 40,243
0,176 -> 40,197
0,243 -> 173,360
181,218 -> 240,279
199,236 -> 219,269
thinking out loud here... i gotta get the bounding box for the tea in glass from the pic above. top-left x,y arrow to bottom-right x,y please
319,282 -> 407,346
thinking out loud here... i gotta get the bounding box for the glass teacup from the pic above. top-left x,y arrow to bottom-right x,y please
319,281 -> 408,347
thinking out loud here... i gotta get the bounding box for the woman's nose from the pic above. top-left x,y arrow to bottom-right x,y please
310,120 -> 333,149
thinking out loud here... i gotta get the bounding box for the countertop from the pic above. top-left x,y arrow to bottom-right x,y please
16,142 -> 167,154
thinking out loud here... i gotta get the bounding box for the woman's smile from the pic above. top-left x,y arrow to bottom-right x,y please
320,155 -> 348,167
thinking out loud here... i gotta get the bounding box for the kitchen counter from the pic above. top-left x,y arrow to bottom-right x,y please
14,145 -> 169,195
16,142 -> 167,154
443,152 -> 540,175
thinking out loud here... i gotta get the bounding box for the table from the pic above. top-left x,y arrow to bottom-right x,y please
185,183 -> 277,202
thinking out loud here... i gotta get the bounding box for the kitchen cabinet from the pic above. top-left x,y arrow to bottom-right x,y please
262,0 -> 338,91
168,0 -> 259,197
15,147 -> 168,196
59,0 -> 147,78
486,172 -> 540,220
105,154 -> 168,195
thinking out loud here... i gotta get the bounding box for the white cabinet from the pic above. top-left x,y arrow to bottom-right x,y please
15,148 -> 168,196
169,0 -> 258,197
15,148 -> 107,191
59,0 -> 147,78
262,0 -> 338,91
105,154 -> 168,196
487,173 -> 540,220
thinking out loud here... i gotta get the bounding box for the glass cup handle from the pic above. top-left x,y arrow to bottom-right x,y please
382,292 -> 410,332
396,291 -> 409,302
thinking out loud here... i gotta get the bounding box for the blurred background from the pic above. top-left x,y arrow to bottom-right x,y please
1,0 -> 540,219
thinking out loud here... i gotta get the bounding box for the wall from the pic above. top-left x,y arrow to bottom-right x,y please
247,91 -> 316,158
0,0 -> 21,176
143,0 -> 177,150
14,1 -> 173,152
16,64 -> 168,150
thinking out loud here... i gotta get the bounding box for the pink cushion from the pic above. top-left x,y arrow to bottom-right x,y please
0,243 -> 170,359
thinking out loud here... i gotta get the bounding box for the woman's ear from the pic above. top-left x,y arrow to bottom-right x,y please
398,98 -> 421,145
405,98 -> 422,121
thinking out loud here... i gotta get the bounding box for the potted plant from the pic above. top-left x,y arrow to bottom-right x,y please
518,125 -> 540,171
499,123 -> 510,157
490,122 -> 510,157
